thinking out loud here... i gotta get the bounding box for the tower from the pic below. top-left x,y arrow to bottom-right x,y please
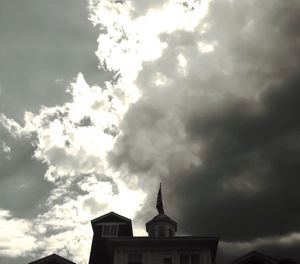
87,184 -> 218,264
146,183 -> 177,237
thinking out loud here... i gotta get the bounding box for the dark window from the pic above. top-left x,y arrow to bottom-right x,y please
191,254 -> 200,264
128,253 -> 142,264
180,254 -> 200,264
158,226 -> 165,236
180,254 -> 189,264
110,224 -> 118,236
102,225 -> 110,236
102,224 -> 118,237
163,257 -> 172,264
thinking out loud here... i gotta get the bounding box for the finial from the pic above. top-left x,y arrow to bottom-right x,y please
156,183 -> 164,215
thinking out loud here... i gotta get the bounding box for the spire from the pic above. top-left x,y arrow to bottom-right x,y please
146,183 -> 177,237
156,183 -> 164,215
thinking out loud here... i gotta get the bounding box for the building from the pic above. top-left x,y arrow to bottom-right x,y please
28,253 -> 76,264
229,251 -> 297,264
27,186 -> 295,264
89,184 -> 218,264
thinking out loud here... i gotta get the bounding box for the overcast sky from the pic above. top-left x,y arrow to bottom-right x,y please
1,0 -> 300,263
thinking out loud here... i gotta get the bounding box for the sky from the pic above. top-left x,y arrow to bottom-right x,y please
0,0 -> 300,263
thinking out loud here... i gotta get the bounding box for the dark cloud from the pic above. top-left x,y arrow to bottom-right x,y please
255,242 -> 300,263
75,116 -> 93,127
0,255 -> 33,264
0,0 -> 111,123
1,0 -> 300,262
176,77 -> 300,240
173,0 -> 300,241
0,0 -> 115,218
217,241 -> 300,264
0,125 -> 52,219
110,0 -> 300,261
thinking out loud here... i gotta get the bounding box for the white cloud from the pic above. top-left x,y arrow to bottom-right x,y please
197,41 -> 216,53
0,210 -> 37,257
0,1 -> 212,261
1,141 -> 11,160
4,0 -> 292,262
1,141 -> 11,154
0,114 -> 27,139
0,71 -> 147,262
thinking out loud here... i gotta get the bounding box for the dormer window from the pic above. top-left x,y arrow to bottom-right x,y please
102,223 -> 119,237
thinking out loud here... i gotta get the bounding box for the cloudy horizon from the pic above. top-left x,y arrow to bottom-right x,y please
1,0 -> 300,263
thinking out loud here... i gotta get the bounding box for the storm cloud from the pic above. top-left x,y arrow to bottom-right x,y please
110,0 -> 300,261
1,0 -> 300,263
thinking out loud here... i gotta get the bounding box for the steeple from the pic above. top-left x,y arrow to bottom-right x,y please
145,183 -> 177,237
156,183 -> 164,214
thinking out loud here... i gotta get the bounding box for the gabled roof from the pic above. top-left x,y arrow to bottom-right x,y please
91,211 -> 131,224
90,211 -> 133,237
229,251 -> 278,264
28,254 -> 76,264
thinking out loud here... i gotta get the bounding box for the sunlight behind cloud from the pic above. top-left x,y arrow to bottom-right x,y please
0,0 -> 299,262
0,0 -> 212,263
197,41 -> 216,53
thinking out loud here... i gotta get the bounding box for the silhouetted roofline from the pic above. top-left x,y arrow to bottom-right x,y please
28,253 -> 76,264
229,251 -> 279,264
104,236 -> 219,264
91,211 -> 132,223
106,235 -> 218,240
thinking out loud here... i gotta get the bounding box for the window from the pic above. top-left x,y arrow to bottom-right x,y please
101,224 -> 118,237
163,257 -> 173,264
180,254 -> 189,264
158,226 -> 165,236
128,253 -> 142,264
180,254 -> 200,264
191,254 -> 200,264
